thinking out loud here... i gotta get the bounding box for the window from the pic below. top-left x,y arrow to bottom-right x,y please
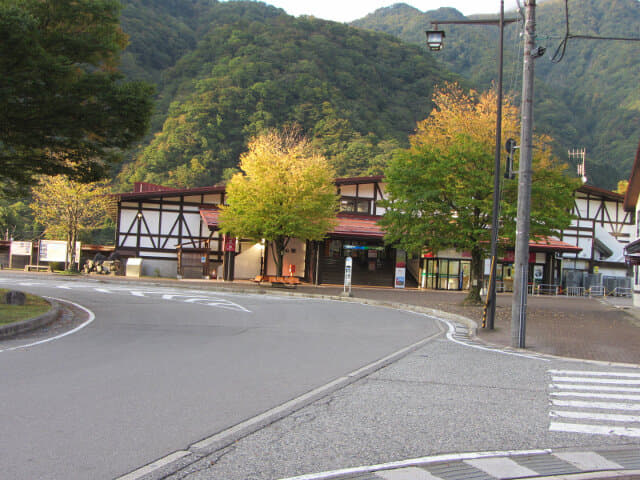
340,197 -> 371,214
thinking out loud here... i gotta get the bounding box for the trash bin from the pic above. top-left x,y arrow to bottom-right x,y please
126,258 -> 142,277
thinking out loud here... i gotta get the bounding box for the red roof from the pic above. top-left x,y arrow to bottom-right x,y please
133,182 -> 179,193
331,215 -> 384,239
200,209 -> 220,230
529,237 -> 582,253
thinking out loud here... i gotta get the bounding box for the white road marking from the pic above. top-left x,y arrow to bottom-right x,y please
550,383 -> 640,393
0,298 -> 95,353
551,399 -> 640,410
56,285 -> 72,289
465,457 -> 538,478
18,282 -> 41,286
549,370 -> 640,378
552,376 -> 640,385
549,369 -> 640,438
130,291 -> 146,297
550,410 -> 640,422
94,288 -> 111,294
553,452 -> 625,470
438,317 -> 548,361
377,467 -> 441,480
551,391 -> 640,401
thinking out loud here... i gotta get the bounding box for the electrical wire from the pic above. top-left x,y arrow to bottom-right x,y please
551,0 -> 640,64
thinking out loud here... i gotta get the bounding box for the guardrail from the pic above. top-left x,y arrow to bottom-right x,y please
565,286 -> 584,296
608,287 -> 632,297
587,285 -> 605,297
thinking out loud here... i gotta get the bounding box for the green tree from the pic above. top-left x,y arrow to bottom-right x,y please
380,85 -> 578,303
0,0 -> 154,195
219,130 -> 338,277
31,176 -> 112,270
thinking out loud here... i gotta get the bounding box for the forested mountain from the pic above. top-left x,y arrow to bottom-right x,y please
352,0 -> 640,189
115,0 -> 459,189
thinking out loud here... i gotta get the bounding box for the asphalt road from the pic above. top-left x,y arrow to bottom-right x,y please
0,274 -> 441,479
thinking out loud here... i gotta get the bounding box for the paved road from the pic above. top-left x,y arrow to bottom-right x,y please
0,274 -> 439,479
2,273 -> 639,480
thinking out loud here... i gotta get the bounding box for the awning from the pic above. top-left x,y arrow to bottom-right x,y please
200,209 -> 220,230
331,215 -> 385,239
624,238 -> 640,265
529,237 -> 582,253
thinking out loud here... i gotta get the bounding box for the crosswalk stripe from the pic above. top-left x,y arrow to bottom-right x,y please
549,370 -> 640,378
550,383 -> 640,393
552,376 -> 640,385
550,410 -> 640,422
553,452 -> 625,470
551,391 -> 640,401
552,399 -> 640,410
550,422 -> 640,437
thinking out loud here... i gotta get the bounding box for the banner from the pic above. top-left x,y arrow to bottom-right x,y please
39,240 -> 81,263
10,241 -> 32,256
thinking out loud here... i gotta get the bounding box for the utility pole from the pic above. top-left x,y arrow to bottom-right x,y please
485,0 -> 506,330
511,0 -> 537,348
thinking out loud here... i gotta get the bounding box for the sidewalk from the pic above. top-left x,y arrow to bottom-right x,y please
291,284 -> 640,365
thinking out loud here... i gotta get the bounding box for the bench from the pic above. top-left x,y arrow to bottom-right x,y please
24,265 -> 52,272
253,275 -> 300,287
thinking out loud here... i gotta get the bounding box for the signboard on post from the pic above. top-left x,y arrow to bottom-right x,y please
343,256 -> 352,296
39,240 -> 81,266
10,241 -> 32,256
395,250 -> 406,289
9,241 -> 32,268
223,236 -> 236,253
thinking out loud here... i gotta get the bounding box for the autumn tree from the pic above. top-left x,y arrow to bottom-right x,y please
0,0 -> 154,195
380,83 -> 578,303
31,176 -> 112,270
219,130 -> 338,277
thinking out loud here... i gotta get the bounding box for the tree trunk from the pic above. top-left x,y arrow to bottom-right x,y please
464,246 -> 484,305
271,237 -> 288,277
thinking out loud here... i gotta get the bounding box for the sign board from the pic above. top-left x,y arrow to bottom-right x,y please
344,256 -> 352,294
10,241 -> 32,256
395,249 -> 406,289
224,236 -> 236,252
394,267 -> 406,289
39,240 -> 81,263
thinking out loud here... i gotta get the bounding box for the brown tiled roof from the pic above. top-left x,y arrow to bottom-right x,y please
200,209 -> 220,230
529,237 -> 582,253
331,215 -> 384,239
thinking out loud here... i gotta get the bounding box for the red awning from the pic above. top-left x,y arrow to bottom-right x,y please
200,209 -> 220,230
529,237 -> 582,253
331,215 -> 385,239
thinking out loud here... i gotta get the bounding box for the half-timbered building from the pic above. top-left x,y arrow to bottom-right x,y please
561,184 -> 634,279
114,175 -> 620,290
623,141 -> 640,305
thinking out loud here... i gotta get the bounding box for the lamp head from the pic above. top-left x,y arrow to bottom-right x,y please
425,30 -> 445,51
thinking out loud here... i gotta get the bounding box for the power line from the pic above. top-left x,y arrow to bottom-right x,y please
551,0 -> 640,63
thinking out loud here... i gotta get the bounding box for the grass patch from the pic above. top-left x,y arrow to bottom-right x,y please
0,289 -> 51,326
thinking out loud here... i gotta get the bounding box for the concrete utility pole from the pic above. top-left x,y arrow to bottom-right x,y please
511,0 -> 536,348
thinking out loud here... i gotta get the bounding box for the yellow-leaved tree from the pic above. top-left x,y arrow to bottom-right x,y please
219,130 -> 339,277
31,176 -> 112,270
380,83 -> 579,304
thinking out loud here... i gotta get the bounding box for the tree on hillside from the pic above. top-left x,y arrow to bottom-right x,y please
219,130 -> 338,277
31,176 -> 112,270
379,84 -> 578,304
0,0 -> 154,195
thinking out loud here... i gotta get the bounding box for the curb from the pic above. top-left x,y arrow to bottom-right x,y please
0,299 -> 61,339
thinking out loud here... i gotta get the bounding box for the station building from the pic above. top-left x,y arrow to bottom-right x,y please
114,175 -> 628,291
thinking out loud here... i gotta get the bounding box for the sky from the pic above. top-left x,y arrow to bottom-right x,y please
260,1 -> 521,23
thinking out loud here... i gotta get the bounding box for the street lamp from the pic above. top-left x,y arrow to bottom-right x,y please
425,29 -> 445,51
427,2 -> 518,330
